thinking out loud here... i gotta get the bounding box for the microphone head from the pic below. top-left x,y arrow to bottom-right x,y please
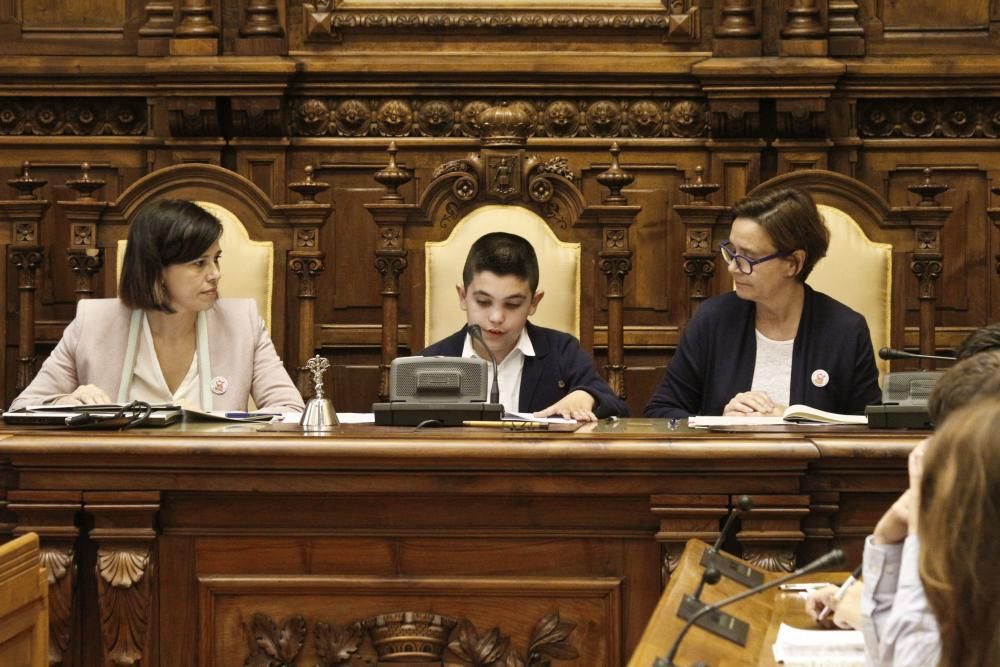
703,566 -> 721,586
468,324 -> 483,338
737,495 -> 753,512
878,347 -> 896,360
815,548 -> 846,570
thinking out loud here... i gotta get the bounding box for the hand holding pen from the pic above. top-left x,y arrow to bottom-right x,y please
805,563 -> 864,629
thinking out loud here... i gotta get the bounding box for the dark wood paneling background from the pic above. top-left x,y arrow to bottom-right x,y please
1,0 -> 998,416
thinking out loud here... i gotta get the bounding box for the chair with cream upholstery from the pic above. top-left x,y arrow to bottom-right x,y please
116,201 -> 275,332
425,205 -> 581,346
808,204 -> 892,380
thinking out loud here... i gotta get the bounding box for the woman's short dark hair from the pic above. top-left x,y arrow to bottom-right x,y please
119,199 -> 222,312
730,187 -> 830,281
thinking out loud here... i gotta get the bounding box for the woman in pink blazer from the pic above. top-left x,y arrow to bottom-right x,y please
9,199 -> 303,412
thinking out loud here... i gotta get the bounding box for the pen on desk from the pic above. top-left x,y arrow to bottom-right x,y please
462,420 -> 549,429
818,563 -> 864,621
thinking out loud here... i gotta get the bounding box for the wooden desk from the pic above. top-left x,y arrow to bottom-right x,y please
0,421 -> 921,666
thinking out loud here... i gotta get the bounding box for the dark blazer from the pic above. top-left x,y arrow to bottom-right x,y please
423,321 -> 629,418
644,285 -> 881,419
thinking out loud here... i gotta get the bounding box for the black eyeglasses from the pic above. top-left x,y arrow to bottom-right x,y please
719,240 -> 789,276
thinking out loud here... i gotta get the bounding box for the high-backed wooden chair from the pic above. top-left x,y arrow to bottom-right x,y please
678,169 -> 952,374
0,533 -> 48,667
366,104 -> 641,401
55,163 -> 332,393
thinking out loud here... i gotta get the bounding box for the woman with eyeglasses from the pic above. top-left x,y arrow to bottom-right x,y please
9,199 -> 304,413
644,187 -> 880,418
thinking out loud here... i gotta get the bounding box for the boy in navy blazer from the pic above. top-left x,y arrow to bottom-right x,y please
422,232 -> 627,421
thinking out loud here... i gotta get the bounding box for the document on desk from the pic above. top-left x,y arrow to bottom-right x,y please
503,412 -> 578,425
689,406 -> 867,428
771,623 -> 864,666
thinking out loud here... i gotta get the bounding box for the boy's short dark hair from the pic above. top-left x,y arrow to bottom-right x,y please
955,323 -> 1000,360
928,349 -> 1000,425
119,199 -> 223,312
462,232 -> 539,292
730,187 -> 829,281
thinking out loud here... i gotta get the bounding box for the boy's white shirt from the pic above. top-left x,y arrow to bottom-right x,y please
461,327 -> 536,414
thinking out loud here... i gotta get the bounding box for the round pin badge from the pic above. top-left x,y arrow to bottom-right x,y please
210,376 -> 229,395
811,369 -> 829,388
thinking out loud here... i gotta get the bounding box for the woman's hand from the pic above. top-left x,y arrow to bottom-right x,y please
806,582 -> 862,629
723,391 -> 782,416
53,384 -> 111,406
873,488 -> 914,545
907,438 -> 927,537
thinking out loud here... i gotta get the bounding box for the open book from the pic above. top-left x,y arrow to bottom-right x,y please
771,623 -> 864,666
689,405 -> 867,428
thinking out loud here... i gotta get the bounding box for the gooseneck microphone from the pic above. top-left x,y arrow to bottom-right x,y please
878,347 -> 955,363
693,495 -> 753,600
653,548 -> 846,667
468,324 -> 501,405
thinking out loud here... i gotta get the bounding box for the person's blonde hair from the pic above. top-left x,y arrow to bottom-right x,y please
919,397 -> 1000,666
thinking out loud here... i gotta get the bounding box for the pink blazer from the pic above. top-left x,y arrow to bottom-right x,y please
9,299 -> 304,411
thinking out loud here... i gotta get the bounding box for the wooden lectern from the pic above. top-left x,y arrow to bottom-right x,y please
628,539 -> 831,667
0,532 -> 49,666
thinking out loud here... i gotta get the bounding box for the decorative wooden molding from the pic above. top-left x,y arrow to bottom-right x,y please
290,97 -> 708,139
62,163 -> 108,302
244,610 -> 578,667
858,99 -> 1000,138
650,494 -> 730,589
167,98 -> 220,137
828,0 -> 864,56
302,0 -> 697,43
85,492 -> 160,667
138,1 -> 175,37
0,98 -> 147,136
781,0 -> 824,39
736,494 -> 810,572
676,165 -> 725,318
904,169 -> 949,366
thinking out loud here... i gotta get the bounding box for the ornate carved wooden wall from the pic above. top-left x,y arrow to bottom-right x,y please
1,1 -> 998,415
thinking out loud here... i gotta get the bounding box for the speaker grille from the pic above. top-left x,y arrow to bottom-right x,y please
389,356 -> 488,403
883,371 -> 944,404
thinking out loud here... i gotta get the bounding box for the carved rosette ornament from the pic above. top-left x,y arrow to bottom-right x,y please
290,97 -> 708,138
97,547 -> 153,666
0,98 -> 147,135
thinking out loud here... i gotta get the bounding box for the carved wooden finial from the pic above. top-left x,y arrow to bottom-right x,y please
908,167 -> 948,207
374,142 -> 411,202
65,162 -> 106,201
679,165 -> 720,205
8,161 -> 47,200
288,164 -> 329,204
596,142 -> 634,205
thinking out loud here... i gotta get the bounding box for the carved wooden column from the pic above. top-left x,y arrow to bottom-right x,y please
285,166 -> 331,397
581,144 -> 639,399
714,0 -> 760,56
735,494 -> 811,572
236,0 -> 284,55
828,1 -> 864,56
650,495 -> 729,589
85,492 -> 160,667
8,490 -> 83,667
62,163 -> 107,302
902,169 -> 950,368
366,143 -> 417,400
2,162 -> 49,393
137,1 -> 175,56
170,0 -> 219,55
675,166 -> 725,319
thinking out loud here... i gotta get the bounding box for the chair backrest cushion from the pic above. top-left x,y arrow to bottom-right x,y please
807,204 -> 892,379
117,201 -> 274,331
425,205 -> 580,345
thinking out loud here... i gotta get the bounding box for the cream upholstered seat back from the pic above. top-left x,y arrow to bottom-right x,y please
807,204 -> 892,380
425,205 -> 580,345
117,201 -> 275,331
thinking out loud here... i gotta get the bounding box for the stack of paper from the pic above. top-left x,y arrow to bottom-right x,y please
771,623 -> 865,666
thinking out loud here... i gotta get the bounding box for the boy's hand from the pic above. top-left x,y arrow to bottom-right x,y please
535,390 -> 597,422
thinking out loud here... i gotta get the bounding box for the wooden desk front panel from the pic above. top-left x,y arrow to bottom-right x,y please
0,427 -> 919,666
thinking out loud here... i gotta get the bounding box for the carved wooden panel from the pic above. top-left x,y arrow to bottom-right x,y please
199,575 -> 619,666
